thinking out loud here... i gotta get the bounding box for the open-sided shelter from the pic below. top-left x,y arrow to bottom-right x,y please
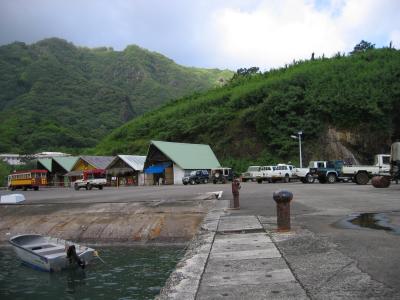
106,155 -> 146,186
66,156 -> 115,182
144,141 -> 221,185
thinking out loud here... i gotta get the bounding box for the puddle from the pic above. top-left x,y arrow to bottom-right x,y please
335,213 -> 400,235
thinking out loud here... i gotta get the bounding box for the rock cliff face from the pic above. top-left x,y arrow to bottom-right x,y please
307,127 -> 392,165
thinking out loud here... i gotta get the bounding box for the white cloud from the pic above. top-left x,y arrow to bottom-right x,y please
209,0 -> 400,69
0,0 -> 399,69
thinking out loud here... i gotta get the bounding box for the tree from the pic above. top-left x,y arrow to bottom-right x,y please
230,67 -> 260,83
351,40 -> 375,54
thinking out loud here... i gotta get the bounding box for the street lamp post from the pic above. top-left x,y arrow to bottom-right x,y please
290,131 -> 303,168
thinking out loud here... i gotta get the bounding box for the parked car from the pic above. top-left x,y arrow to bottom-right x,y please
269,164 -> 295,183
73,169 -> 107,190
211,168 -> 233,184
241,166 -> 261,182
312,154 -> 390,184
182,170 -> 210,185
293,161 -> 327,183
255,166 -> 276,183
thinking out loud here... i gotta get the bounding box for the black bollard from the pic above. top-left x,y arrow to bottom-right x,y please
273,190 -> 293,231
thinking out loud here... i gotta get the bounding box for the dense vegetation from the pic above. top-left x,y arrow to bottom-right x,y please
0,38 -> 232,154
95,45 -> 400,172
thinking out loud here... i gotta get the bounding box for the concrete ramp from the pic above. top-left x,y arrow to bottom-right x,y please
158,214 -> 308,299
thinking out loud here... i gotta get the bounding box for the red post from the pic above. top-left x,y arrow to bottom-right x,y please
231,178 -> 241,209
273,190 -> 293,231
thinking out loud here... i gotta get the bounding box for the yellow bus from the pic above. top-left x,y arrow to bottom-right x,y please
8,170 -> 48,191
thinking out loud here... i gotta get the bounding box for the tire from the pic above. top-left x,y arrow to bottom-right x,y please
355,172 -> 369,185
257,179 -> 262,184
183,182 -> 188,185
98,185 -> 103,190
74,184 -> 79,191
23,186 -> 27,191
213,180 -> 217,184
327,173 -> 336,184
190,179 -> 195,185
306,173 -> 315,184
203,178 -> 208,184
33,186 -> 39,191
87,184 -> 92,190
284,174 -> 290,183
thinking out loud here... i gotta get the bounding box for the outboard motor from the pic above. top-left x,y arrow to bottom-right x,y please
66,245 -> 85,269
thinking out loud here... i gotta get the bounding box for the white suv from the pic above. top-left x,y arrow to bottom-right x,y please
270,164 -> 294,183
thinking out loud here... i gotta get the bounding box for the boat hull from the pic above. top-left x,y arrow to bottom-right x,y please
9,234 -> 96,272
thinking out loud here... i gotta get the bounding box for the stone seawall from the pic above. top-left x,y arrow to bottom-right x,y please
0,198 -> 219,245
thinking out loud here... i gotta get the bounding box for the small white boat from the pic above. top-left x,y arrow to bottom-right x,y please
9,234 -> 96,272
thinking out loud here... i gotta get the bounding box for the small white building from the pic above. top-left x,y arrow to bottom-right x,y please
143,140 -> 221,185
0,154 -> 24,165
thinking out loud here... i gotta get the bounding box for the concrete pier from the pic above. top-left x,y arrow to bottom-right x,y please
158,209 -> 308,299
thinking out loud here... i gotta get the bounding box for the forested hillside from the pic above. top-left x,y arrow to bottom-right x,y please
95,46 -> 400,171
0,38 -> 232,153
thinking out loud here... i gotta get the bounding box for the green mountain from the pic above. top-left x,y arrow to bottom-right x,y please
95,47 -> 400,171
0,38 -> 232,153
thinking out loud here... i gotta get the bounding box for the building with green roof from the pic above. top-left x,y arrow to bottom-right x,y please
144,140 -> 221,185
35,156 -> 79,186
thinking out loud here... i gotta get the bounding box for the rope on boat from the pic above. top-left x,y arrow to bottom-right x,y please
94,250 -> 106,264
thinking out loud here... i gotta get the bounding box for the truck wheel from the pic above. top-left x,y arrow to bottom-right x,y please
98,185 -> 103,190
74,184 -> 79,190
33,186 -> 39,191
355,172 -> 369,185
327,173 -> 336,184
190,179 -> 195,185
183,182 -> 188,185
213,180 -> 217,184
87,184 -> 92,190
257,179 -> 262,184
203,178 -> 208,184
284,174 -> 290,183
306,173 -> 315,184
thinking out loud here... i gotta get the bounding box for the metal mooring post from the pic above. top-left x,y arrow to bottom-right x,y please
273,190 -> 293,231
231,178 -> 241,209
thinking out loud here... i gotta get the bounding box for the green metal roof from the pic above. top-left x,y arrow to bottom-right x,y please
53,156 -> 79,172
150,140 -> 221,169
38,158 -> 52,172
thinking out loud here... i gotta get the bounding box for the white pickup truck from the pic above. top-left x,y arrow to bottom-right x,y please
314,154 -> 390,184
269,164 -> 295,183
255,166 -> 276,183
341,154 -> 390,184
293,161 -> 327,183
241,166 -> 261,182
73,169 -> 107,190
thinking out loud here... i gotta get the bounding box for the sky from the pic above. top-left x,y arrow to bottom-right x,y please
0,0 -> 399,70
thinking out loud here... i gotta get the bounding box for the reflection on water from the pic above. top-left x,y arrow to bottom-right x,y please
0,246 -> 184,300
335,212 -> 400,235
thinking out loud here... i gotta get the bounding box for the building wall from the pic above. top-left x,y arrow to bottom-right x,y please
138,173 -> 145,186
73,159 -> 95,171
173,164 -> 185,185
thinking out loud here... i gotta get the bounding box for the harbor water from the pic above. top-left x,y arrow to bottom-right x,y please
0,245 -> 184,300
